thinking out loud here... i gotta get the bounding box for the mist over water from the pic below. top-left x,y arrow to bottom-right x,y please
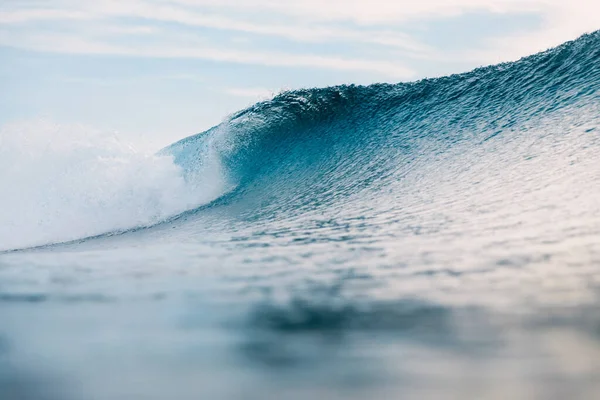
0,121 -> 229,251
1,31 -> 600,399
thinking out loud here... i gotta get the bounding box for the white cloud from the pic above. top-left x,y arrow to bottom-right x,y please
0,28 -> 415,78
0,2 -> 433,55
0,0 -> 598,77
224,87 -> 275,99
166,0 -> 596,26
0,8 -> 90,24
463,2 -> 600,64
59,73 -> 205,86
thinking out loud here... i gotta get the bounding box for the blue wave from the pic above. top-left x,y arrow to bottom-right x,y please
5,31 -> 597,253
162,31 -> 599,221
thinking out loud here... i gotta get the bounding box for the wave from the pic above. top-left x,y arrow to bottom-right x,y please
1,31 -> 598,251
163,30 -> 599,219
0,121 -> 229,251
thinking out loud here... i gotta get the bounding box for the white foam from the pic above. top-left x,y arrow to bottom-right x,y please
0,120 -> 227,251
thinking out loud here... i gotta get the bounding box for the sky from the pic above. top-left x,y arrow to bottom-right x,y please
0,0 -> 598,150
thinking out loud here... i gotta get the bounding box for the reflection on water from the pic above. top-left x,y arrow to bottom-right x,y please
1,247 -> 600,400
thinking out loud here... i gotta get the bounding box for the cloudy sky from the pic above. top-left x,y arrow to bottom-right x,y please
1,0 -> 598,149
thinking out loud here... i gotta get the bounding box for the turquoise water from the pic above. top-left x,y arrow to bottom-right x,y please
1,31 -> 599,399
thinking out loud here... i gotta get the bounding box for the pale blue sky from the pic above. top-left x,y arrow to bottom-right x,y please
1,0 -> 598,150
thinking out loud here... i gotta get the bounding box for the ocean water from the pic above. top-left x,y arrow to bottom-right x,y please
1,31 -> 599,399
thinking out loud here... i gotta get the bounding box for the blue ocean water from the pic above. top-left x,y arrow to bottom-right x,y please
1,31 -> 599,399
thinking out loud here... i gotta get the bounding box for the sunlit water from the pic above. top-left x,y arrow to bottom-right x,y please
1,31 -> 600,399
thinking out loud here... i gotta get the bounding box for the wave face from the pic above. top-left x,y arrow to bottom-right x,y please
1,32 -> 600,400
164,31 -> 599,224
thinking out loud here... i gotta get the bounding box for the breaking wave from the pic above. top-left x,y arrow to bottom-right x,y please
1,31 -> 598,251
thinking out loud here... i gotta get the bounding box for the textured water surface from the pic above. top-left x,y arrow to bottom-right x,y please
1,31 -> 600,400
